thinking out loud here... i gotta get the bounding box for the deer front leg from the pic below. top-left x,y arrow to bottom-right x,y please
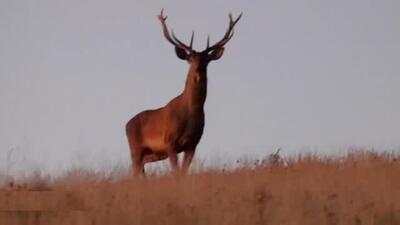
168,150 -> 179,173
182,149 -> 195,174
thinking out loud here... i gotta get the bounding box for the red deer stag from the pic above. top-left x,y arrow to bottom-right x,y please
126,9 -> 242,177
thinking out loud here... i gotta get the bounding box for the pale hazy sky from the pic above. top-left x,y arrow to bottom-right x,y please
1,1 -> 400,174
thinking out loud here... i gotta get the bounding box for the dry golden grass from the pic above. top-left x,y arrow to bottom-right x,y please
1,151 -> 400,225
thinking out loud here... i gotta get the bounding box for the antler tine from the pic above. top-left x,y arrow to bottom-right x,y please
160,8 -> 167,20
229,12 -> 243,28
171,30 -> 193,52
190,31 -> 194,49
206,35 -> 210,49
229,13 -> 233,25
158,9 -> 193,53
205,12 -> 242,52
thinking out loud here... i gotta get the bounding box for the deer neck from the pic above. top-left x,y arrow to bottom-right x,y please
182,65 -> 208,113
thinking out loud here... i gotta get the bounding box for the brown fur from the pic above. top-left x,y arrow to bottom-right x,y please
126,10 -> 241,176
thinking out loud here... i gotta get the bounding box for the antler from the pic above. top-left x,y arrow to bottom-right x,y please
205,12 -> 242,52
158,9 -> 194,53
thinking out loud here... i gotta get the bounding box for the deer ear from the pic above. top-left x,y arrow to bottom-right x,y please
175,47 -> 189,60
209,47 -> 225,61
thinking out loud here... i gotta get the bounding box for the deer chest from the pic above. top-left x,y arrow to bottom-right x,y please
166,112 -> 205,149
184,116 -> 204,135
179,117 -> 204,147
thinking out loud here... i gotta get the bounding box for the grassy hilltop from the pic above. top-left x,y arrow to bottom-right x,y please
0,151 -> 399,225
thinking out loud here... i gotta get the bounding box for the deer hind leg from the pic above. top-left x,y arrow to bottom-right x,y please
182,149 -> 196,174
133,155 -> 145,178
130,146 -> 145,178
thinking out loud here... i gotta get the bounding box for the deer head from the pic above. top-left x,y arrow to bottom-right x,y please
158,9 -> 242,72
